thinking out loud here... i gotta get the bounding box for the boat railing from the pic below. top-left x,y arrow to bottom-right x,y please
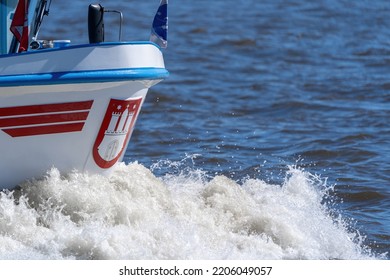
104,9 -> 123,42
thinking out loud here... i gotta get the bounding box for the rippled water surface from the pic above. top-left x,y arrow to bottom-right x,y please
0,0 -> 389,259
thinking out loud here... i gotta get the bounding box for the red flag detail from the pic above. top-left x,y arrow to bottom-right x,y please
10,0 -> 29,52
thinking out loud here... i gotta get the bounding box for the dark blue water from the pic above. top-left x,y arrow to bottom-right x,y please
130,0 -> 390,257
0,0 -> 388,259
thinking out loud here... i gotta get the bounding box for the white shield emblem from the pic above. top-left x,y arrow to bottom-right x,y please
93,98 -> 142,168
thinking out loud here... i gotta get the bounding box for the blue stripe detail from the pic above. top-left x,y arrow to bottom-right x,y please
0,68 -> 169,87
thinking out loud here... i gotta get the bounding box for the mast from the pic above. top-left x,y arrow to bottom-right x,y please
30,0 -> 52,41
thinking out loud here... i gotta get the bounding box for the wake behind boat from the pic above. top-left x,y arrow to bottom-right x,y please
0,0 -> 168,189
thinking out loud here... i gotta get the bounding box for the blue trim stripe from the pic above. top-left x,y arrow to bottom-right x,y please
0,68 -> 169,87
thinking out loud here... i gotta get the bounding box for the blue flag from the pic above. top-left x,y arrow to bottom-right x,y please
150,0 -> 168,48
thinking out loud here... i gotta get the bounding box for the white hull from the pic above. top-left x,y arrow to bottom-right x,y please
0,43 -> 168,189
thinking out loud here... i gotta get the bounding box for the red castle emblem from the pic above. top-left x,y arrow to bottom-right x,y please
93,98 -> 142,169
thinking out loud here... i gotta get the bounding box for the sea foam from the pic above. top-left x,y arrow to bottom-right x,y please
0,161 -> 374,259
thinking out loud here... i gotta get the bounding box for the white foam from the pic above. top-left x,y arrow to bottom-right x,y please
0,162 -> 375,259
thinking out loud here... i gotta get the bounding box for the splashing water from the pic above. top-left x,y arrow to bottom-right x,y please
0,161 -> 377,260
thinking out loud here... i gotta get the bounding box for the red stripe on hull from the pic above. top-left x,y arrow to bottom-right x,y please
0,100 -> 93,117
3,122 -> 85,137
0,112 -> 89,128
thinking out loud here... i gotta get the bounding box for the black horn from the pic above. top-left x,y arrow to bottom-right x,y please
88,4 -> 104,43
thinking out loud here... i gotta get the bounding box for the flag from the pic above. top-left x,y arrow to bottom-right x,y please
10,0 -> 29,52
150,0 -> 168,48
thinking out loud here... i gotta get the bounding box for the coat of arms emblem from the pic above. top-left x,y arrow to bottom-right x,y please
93,98 -> 142,168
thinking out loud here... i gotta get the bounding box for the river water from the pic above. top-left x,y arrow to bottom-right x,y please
0,0 -> 389,259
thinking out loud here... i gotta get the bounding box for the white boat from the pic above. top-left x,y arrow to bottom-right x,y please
0,0 -> 168,189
